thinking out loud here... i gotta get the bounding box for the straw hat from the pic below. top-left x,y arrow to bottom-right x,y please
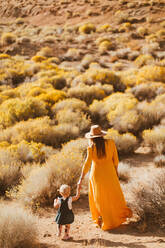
85,125 -> 107,139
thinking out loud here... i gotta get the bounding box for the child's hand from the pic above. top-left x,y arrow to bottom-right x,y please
54,198 -> 59,208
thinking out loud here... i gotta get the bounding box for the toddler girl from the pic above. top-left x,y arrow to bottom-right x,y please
54,184 -> 80,240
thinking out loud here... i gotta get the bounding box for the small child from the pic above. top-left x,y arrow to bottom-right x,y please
54,184 -> 80,240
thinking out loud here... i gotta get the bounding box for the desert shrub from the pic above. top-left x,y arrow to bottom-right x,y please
106,128 -> 138,155
56,108 -> 91,134
48,75 -> 66,89
81,54 -> 97,69
126,167 -> 165,228
31,55 -> 47,63
79,23 -> 96,34
100,93 -> 142,133
1,32 -> 16,45
134,54 -> 155,67
7,140 -> 48,163
119,68 -> 139,87
118,162 -> 131,183
15,17 -> 25,24
98,40 -> 113,54
67,83 -> 106,104
36,46 -> 54,57
156,29 -> 165,39
0,97 -> 48,128
0,117 -> 79,148
0,203 -> 38,248
97,24 -> 111,33
137,27 -> 148,37
138,65 -> 165,83
142,126 -> 165,154
0,53 -> 11,59
16,138 -> 88,207
72,68 -> 125,92
27,87 -> 46,97
64,48 -> 81,60
137,93 -> 165,126
0,164 -> 22,196
52,98 -> 89,115
131,82 -> 165,101
1,88 -> 20,99
118,22 -> 131,32
36,89 -> 66,106
154,155 -> 165,167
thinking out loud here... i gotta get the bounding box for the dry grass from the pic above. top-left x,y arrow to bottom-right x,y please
0,203 -> 38,248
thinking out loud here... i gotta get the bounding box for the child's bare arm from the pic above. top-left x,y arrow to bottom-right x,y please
72,184 -> 81,202
54,198 -> 60,209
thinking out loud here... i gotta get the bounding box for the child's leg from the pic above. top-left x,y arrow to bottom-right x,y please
62,224 -> 70,239
57,224 -> 62,237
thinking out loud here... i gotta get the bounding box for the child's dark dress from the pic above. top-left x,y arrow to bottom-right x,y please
55,197 -> 74,225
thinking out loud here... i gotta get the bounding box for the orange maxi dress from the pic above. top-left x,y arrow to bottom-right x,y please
82,139 -> 132,230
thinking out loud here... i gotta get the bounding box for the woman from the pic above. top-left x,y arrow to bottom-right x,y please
78,125 -> 132,231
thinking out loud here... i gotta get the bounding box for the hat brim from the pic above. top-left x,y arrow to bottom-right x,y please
85,130 -> 107,139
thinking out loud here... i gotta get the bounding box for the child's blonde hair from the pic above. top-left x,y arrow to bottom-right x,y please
58,184 -> 71,196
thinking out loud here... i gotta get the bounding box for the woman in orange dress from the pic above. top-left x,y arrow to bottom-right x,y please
78,125 -> 132,231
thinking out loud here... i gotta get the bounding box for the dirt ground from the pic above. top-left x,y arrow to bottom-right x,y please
37,152 -> 165,248
37,195 -> 165,248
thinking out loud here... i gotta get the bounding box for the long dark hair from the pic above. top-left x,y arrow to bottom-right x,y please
92,137 -> 106,158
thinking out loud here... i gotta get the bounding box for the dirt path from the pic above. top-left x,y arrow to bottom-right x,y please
37,194 -> 165,248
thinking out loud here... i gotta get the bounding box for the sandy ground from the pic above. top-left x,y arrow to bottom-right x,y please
37,194 -> 165,248
37,151 -> 165,248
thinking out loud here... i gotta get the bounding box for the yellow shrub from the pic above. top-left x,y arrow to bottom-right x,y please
138,65 -> 165,83
52,98 -> 88,114
156,29 -> 165,38
1,88 -> 20,99
37,46 -> 54,57
97,24 -> 111,33
134,54 -> 155,67
8,140 -> 46,163
119,69 -> 139,87
56,108 -> 91,133
79,23 -> 96,34
27,86 -> 46,97
67,83 -> 106,104
0,53 -> 11,59
98,40 -> 113,54
37,89 -> 66,106
106,128 -> 138,154
1,32 -> 16,45
31,55 -> 47,63
142,127 -> 165,154
16,138 -> 88,206
137,27 -> 148,36
0,97 -> 48,128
